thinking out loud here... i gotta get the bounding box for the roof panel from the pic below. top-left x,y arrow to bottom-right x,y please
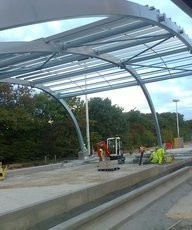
0,0 -> 191,98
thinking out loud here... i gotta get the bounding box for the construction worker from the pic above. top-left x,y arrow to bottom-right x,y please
146,147 -> 165,165
148,149 -> 159,164
156,147 -> 165,164
99,148 -> 105,161
138,145 -> 145,165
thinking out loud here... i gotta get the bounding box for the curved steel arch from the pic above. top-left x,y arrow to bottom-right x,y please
66,47 -> 162,146
0,0 -> 190,41
0,0 -> 192,152
123,65 -> 162,146
36,86 -> 86,156
0,0 -> 191,48
58,98 -> 86,155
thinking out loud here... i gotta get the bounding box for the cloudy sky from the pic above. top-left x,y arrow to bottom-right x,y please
0,0 -> 192,120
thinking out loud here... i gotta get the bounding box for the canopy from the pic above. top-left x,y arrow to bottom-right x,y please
0,0 -> 191,99
0,0 -> 192,151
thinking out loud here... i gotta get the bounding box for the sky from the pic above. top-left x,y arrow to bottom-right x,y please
0,0 -> 192,120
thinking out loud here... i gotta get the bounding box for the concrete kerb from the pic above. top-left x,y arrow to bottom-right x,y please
85,159 -> 192,203
50,167 -> 192,230
0,159 -> 192,230
111,167 -> 192,230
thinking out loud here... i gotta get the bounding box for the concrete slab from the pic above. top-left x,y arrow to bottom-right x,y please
0,158 -> 192,215
50,167 -> 192,230
0,143 -> 191,229
166,190 -> 192,219
0,162 -> 152,214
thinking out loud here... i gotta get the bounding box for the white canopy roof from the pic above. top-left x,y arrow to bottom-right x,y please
0,0 -> 191,99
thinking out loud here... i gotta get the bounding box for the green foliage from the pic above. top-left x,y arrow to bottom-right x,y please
88,97 -> 126,149
0,83 -> 192,164
0,84 -> 82,163
88,97 -> 125,137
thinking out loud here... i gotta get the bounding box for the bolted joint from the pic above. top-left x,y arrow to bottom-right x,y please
30,82 -> 35,88
94,49 -> 99,55
178,28 -> 184,34
158,14 -> 165,22
149,6 -> 155,10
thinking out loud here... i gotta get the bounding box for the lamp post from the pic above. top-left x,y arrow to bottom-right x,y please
85,93 -> 91,156
172,99 -> 180,138
85,75 -> 90,157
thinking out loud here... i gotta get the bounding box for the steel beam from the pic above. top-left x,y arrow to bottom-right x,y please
36,87 -> 86,158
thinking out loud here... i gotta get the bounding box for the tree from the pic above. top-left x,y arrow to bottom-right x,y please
0,83 -> 85,163
88,97 -> 126,148
0,83 -> 37,162
32,94 -> 85,160
1,82 -> 192,164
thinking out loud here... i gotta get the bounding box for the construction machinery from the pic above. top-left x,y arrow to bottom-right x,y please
96,137 -> 125,163
0,162 -> 7,180
107,137 -> 122,160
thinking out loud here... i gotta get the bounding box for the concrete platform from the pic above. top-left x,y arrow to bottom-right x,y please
0,145 -> 192,229
118,174 -> 192,230
166,190 -> 192,220
0,162 -> 154,214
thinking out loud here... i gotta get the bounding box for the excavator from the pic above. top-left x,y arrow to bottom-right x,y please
96,137 -> 125,163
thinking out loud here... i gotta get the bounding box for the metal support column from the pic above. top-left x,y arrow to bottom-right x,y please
59,99 -> 86,156
124,65 -> 163,147
39,88 -> 86,158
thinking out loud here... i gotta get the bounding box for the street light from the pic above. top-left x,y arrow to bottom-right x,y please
172,99 -> 180,138
85,75 -> 91,157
